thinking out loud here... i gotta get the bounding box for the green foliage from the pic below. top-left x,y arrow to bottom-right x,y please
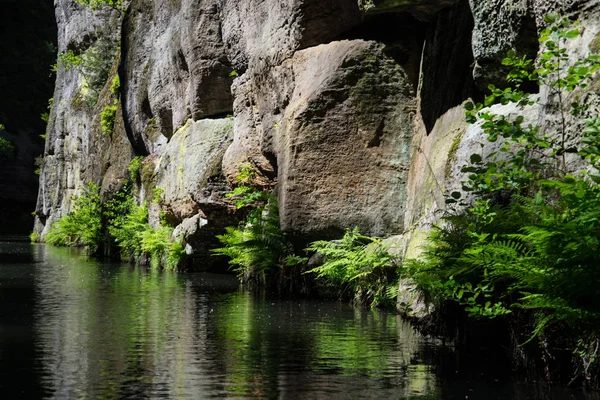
55,38 -> 118,106
152,187 -> 164,205
306,227 -> 399,308
100,101 -> 118,135
406,16 -> 600,378
108,202 -> 147,261
0,137 -> 15,158
46,183 -> 102,253
107,192 -> 184,270
29,231 -> 40,243
213,164 -> 296,282
40,98 -> 53,123
461,16 -> 600,197
213,194 -> 294,282
128,156 -> 144,181
110,75 -> 120,95
74,0 -> 124,12
45,180 -> 184,270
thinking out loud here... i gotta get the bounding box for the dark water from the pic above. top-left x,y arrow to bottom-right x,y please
0,242 -> 598,399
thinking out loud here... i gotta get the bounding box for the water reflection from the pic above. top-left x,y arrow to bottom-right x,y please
0,243 -> 597,399
31,246 -> 441,399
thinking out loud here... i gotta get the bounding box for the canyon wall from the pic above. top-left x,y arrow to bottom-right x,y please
35,0 -> 600,274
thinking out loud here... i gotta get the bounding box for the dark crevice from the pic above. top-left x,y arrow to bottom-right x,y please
177,48 -> 189,73
66,33 -> 97,54
119,9 -> 149,156
367,119 -> 385,148
261,151 -> 278,180
419,0 -> 483,134
158,107 -> 174,139
514,12 -> 540,95
337,12 -> 427,93
200,111 -> 234,120
141,96 -> 153,119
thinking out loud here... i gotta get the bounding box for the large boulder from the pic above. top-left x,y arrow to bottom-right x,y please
155,118 -> 234,223
225,40 -> 419,239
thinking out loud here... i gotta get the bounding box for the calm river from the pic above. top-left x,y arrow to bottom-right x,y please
0,241 -> 598,399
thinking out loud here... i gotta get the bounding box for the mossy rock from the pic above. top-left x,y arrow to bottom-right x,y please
589,32 -> 600,54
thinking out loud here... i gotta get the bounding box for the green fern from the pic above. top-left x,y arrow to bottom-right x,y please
306,227 -> 399,308
213,195 -> 292,282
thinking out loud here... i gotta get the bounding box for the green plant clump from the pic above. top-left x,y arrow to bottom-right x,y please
29,231 -> 40,243
45,183 -> 102,253
110,75 -> 120,95
109,203 -> 184,270
100,101 -> 118,135
44,180 -> 184,270
75,0 -> 124,11
0,137 -> 15,158
55,38 -> 118,106
128,156 -> 144,181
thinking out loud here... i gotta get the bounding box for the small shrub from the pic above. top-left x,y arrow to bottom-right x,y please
100,101 -> 118,135
213,165 -> 295,283
110,75 -> 120,95
29,231 -> 40,243
75,0 -> 124,12
214,195 -> 291,281
152,186 -> 164,205
0,137 -> 15,158
109,201 -> 184,270
46,183 -> 102,253
128,156 -> 144,181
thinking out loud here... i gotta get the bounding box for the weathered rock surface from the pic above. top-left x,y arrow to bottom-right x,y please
122,0 -> 233,154
34,0 -> 133,238
359,0 -> 459,19
225,39 -> 419,239
155,118 -> 234,223
221,0 -> 363,72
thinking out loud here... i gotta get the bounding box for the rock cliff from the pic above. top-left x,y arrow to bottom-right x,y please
35,0 -> 600,273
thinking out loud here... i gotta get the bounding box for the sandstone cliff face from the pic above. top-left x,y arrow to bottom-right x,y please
35,0 -> 600,274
